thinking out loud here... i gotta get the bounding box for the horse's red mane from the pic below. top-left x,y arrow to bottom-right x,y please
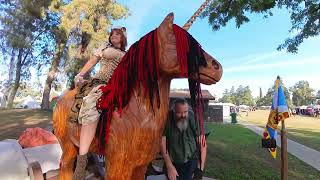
96,24 -> 207,151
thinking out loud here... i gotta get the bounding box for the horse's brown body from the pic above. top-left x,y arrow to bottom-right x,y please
53,13 -> 222,180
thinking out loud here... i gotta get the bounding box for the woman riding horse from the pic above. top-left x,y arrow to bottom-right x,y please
69,27 -> 127,179
53,13 -> 222,180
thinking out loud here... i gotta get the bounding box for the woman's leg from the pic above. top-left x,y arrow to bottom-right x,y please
79,120 -> 99,155
73,120 -> 99,180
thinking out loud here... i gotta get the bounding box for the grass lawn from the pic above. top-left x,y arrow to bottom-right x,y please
239,110 -> 320,151
1,109 -> 319,179
0,109 -> 52,140
204,123 -> 320,180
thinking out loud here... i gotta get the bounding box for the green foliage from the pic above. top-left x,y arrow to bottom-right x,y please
290,80 -> 315,106
0,0 -> 57,81
219,85 -> 255,106
256,87 -> 273,107
256,80 -> 292,108
53,0 -> 129,87
202,0 -> 320,53
221,79 -> 294,108
1,0 -> 129,108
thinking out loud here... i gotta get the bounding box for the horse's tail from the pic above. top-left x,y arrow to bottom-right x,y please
53,89 -> 77,141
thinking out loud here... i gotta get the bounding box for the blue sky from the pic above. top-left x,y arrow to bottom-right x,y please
1,0 -> 319,99
116,0 -> 320,98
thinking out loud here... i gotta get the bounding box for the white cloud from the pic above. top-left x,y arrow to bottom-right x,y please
244,50 -> 286,64
224,57 -> 320,73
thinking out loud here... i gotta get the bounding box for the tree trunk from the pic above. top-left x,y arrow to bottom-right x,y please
68,32 -> 91,89
8,48 -> 15,82
6,48 -> 23,108
41,43 -> 65,109
3,49 -> 16,101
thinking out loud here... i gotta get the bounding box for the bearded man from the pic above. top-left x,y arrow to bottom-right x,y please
161,98 -> 207,180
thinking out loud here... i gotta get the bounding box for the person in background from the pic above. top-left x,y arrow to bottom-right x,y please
161,98 -> 207,180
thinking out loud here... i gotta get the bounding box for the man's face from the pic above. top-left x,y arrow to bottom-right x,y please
174,103 -> 189,120
174,103 -> 189,131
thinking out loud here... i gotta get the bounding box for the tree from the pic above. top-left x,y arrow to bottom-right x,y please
219,89 -> 232,103
40,27 -> 67,109
202,0 -> 320,53
40,0 -> 129,109
0,0 -> 54,108
256,80 -> 292,108
59,0 -> 129,88
229,86 -> 236,103
235,85 -> 254,106
219,85 -> 254,106
290,80 -> 314,106
256,87 -> 273,107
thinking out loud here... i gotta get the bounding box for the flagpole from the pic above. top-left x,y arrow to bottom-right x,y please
280,97 -> 288,180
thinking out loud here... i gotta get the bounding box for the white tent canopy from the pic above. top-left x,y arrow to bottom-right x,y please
209,102 -> 236,107
299,105 -> 308,110
17,96 -> 40,109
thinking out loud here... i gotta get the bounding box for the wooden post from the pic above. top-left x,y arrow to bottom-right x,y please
281,120 -> 288,180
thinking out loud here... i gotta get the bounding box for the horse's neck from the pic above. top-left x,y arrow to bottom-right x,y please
155,78 -> 171,125
131,78 -> 171,129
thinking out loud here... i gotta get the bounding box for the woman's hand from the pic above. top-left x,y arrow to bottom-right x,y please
74,74 -> 84,87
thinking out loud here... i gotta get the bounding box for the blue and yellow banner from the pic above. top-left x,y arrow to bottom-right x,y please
263,76 -> 289,158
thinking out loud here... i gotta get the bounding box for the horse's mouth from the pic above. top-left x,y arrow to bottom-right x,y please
199,73 -> 218,84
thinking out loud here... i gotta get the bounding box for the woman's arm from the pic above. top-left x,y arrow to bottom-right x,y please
77,55 -> 100,76
74,55 -> 100,86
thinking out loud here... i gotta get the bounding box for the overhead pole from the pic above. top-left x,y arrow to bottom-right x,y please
182,0 -> 212,31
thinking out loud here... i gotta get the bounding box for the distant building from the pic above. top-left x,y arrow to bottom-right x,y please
169,89 -> 215,121
208,102 -> 236,123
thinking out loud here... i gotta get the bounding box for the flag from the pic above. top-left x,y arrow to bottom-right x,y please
262,76 -> 289,158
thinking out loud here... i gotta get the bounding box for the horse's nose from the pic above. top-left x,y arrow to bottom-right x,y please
212,59 -> 221,70
212,58 -> 223,82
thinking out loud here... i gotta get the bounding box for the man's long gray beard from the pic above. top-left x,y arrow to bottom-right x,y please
176,118 -> 188,132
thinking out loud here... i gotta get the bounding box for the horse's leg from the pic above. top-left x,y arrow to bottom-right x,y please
59,140 -> 77,180
131,165 -> 148,180
105,156 -> 135,180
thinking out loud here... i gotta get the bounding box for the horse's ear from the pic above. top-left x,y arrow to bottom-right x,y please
159,12 -> 174,31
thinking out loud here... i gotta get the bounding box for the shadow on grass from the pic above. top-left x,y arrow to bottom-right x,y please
0,109 -> 53,140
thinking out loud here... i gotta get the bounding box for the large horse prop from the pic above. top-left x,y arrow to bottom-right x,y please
53,13 -> 222,180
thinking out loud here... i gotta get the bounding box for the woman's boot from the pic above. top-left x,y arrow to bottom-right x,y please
73,154 -> 88,180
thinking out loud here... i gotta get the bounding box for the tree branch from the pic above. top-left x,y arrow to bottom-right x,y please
21,26 -> 49,65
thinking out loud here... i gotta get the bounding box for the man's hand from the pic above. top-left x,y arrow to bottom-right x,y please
193,168 -> 203,180
167,165 -> 179,180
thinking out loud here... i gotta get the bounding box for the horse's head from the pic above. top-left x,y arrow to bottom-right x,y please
157,13 -> 222,85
